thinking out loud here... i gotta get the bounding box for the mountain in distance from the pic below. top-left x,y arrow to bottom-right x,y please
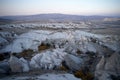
0,13 -> 119,23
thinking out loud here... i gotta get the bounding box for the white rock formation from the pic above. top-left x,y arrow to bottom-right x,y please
64,54 -> 84,71
96,56 -> 105,71
0,36 -> 8,49
9,55 -> 22,72
0,61 -> 10,74
105,52 -> 120,75
19,57 -> 29,72
30,49 -> 67,69
95,52 -> 120,80
0,73 -> 81,80
1,30 -> 115,54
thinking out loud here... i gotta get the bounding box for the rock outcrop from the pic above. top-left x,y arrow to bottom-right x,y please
9,55 -> 22,73
19,57 -> 29,72
105,52 -> 120,76
95,52 -> 120,80
30,49 -> 67,69
64,54 -> 84,71
0,60 -> 10,74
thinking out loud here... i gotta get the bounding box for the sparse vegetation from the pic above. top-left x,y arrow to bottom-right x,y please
90,37 -> 97,43
59,65 -> 68,71
74,70 -> 94,80
76,49 -> 82,54
38,43 -> 51,51
18,49 -> 34,60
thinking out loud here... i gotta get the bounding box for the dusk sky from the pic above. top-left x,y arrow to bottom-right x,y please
0,0 -> 120,16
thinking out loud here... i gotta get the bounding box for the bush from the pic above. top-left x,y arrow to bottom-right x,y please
38,43 -> 51,51
90,37 -> 97,43
18,49 -> 34,60
76,49 -> 82,54
59,65 -> 68,71
74,70 -> 94,80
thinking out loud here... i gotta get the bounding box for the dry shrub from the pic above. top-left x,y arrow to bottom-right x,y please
90,37 -> 97,43
38,43 -> 51,51
19,49 -> 34,60
59,65 -> 68,71
74,70 -> 84,78
76,49 -> 82,54
74,70 -> 94,80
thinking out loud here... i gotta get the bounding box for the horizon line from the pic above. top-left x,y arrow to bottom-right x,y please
0,13 -> 120,17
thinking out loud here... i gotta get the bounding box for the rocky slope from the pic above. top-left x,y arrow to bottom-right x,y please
0,26 -> 120,80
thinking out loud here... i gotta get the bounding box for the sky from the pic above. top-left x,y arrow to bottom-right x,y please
0,0 -> 120,16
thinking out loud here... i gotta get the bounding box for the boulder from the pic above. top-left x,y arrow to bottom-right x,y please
0,61 -> 10,74
99,72 -> 112,80
64,54 -> 84,71
30,49 -> 67,70
19,57 -> 29,72
96,56 -> 105,71
95,52 -> 120,80
105,52 -> 120,76
9,55 -> 22,73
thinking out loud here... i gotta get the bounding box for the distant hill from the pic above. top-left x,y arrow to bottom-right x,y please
0,18 -> 14,24
0,13 -> 119,24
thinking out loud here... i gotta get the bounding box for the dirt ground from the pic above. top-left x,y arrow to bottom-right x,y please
89,28 -> 120,35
